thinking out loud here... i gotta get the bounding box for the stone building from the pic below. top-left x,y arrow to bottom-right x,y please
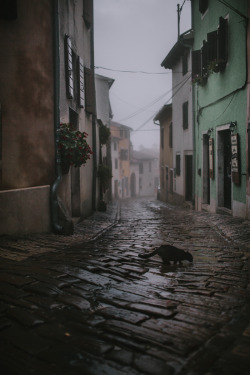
0,0 -> 96,234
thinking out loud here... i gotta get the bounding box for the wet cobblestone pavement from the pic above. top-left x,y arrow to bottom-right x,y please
0,197 -> 250,375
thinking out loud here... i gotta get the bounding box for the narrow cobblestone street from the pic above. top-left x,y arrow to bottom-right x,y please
0,197 -> 250,375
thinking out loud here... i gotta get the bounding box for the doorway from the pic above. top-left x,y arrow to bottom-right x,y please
217,129 -> 231,210
202,134 -> 210,205
185,155 -> 193,201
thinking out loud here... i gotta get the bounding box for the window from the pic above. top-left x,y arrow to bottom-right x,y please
201,40 -> 208,78
199,0 -> 208,15
182,102 -> 188,130
218,17 -> 228,70
161,127 -> 164,149
176,154 -> 181,176
120,129 -> 124,138
149,162 -> 152,172
65,36 -> 74,99
65,36 -> 85,108
170,169 -> 174,193
207,30 -> 217,64
78,57 -> 85,108
139,163 -> 144,174
182,50 -> 188,75
169,122 -> 173,148
114,142 -> 117,151
84,67 -> 95,114
192,17 -> 228,83
115,158 -> 118,169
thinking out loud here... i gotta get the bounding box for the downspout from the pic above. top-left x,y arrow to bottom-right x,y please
50,0 -> 63,234
90,10 -> 97,211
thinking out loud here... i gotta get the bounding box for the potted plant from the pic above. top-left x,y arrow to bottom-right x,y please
58,123 -> 93,173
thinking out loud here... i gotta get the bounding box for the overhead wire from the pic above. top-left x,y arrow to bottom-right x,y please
116,71 -> 192,123
95,66 -> 171,75
132,73 -> 192,134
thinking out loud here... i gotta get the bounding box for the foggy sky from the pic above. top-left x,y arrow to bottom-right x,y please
94,0 -> 191,150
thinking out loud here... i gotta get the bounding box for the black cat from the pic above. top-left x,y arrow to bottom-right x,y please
138,244 -> 193,265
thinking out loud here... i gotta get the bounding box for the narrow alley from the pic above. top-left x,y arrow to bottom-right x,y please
0,198 -> 250,375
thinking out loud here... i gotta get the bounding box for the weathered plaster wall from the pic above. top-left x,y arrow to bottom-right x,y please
0,0 -> 55,190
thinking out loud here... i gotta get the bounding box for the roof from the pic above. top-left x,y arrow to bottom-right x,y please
95,73 -> 115,88
131,149 -> 156,162
110,121 -> 133,132
161,29 -> 193,69
153,104 -> 172,123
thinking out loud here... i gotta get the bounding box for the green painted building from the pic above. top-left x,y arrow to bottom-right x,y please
191,0 -> 248,218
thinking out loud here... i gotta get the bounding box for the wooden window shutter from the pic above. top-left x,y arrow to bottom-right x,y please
83,0 -> 93,28
218,17 -> 228,69
65,36 -> 74,99
192,50 -> 201,78
207,30 -> 217,63
84,67 -> 95,114
78,57 -> 85,108
182,102 -> 188,130
201,40 -> 208,77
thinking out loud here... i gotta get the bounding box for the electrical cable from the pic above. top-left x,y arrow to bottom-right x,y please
95,66 -> 171,75
131,73 -> 192,134
116,72 -> 192,123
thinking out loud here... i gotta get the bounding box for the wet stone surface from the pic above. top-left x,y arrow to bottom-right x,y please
0,197 -> 250,374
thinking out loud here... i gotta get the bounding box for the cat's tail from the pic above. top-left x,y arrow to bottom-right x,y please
138,248 -> 158,259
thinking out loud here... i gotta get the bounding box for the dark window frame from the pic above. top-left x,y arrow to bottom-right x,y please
169,122 -> 173,148
160,127 -> 164,149
182,102 -> 189,130
176,154 -> 181,176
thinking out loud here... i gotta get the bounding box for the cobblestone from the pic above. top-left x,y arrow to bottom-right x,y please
0,197 -> 250,374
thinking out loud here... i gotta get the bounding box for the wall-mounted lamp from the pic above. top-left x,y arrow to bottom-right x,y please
229,121 -> 237,133
207,128 -> 213,137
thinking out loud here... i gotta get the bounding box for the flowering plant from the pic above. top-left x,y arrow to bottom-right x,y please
58,123 -> 93,168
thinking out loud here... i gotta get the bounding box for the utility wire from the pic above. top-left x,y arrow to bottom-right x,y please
116,72 -> 192,123
131,73 -> 192,134
95,66 -> 171,75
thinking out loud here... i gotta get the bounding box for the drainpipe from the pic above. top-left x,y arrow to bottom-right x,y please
90,10 -> 97,211
50,0 -> 63,234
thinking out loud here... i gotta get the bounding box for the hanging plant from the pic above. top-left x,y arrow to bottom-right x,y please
58,123 -> 93,169
99,123 -> 111,145
192,73 -> 208,86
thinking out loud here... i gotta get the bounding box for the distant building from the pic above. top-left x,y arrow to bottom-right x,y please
110,121 -> 132,199
131,148 -> 159,197
0,0 -> 96,235
154,104 -> 174,203
161,29 -> 194,206
95,74 -> 114,205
